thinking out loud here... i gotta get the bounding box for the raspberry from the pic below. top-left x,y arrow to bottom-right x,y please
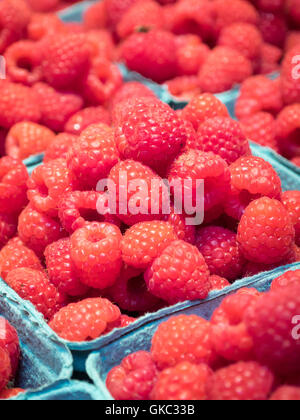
271,270 -> 300,291
0,81 -> 41,130
105,0 -> 142,29
33,82 -> 83,132
106,351 -> 157,400
27,158 -> 73,218
0,156 -> 28,214
122,221 -> 177,270
193,117 -> 250,165
45,238 -> 89,298
151,362 -> 212,401
0,318 -> 19,377
286,0 -> 300,26
238,197 -> 295,264
219,23 -> 263,62
282,191 -> 300,246
244,283 -> 300,375
212,0 -> 259,36
68,123 -> 119,191
117,0 -> 164,39
70,222 -> 122,290
276,104 -> 300,159
163,209 -> 196,245
85,30 -> 115,62
6,122 -> 55,161
108,265 -> 162,313
209,275 -> 230,291
181,94 -> 229,131
43,133 -> 77,163
259,12 -> 287,48
285,31 -> 300,52
108,160 -> 164,226
240,112 -> 278,152
196,226 -> 245,281
270,386 -> 300,401
198,47 -> 252,94
256,0 -> 285,13
206,362 -> 274,401
166,76 -> 201,101
0,237 -> 43,280
210,291 -> 259,361
259,43 -> 282,75
64,107 -> 110,136
83,1 -> 108,30
0,213 -> 17,248
0,0 -> 31,54
6,268 -> 62,320
0,388 -> 24,400
0,348 -> 11,392
18,205 -> 66,258
26,0 -> 59,12
121,30 -> 177,83
4,40 -> 42,86
176,35 -> 210,76
49,297 -> 121,342
115,97 -> 186,174
27,13 -> 64,41
225,156 -> 282,221
151,315 -> 216,370
168,149 -> 231,213
42,33 -> 90,90
145,240 -> 210,304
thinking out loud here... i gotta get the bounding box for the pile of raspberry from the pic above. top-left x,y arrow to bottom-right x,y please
0,317 -> 24,400
82,0 -> 299,99
106,269 -> 300,401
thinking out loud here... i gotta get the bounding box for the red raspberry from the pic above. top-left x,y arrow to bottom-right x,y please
270,386 -> 300,401
6,268 -> 63,320
121,30 -> 177,83
6,122 -> 55,161
209,275 -> 230,292
70,222 -> 122,290
81,58 -> 122,106
33,82 -> 83,132
106,351 -> 157,400
240,112 -> 279,152
225,156 -> 282,221
27,13 -> 64,41
4,40 -> 42,86
27,159 -> 73,218
151,362 -> 212,401
0,213 -> 17,248
212,0 -> 259,36
210,290 -> 259,361
238,197 -> 295,264
83,1 -> 108,30
0,348 -> 11,392
0,318 -> 19,377
198,47 -> 252,94
64,107 -> 110,136
193,117 -> 250,165
0,0 -> 31,54
163,208 -> 196,245
259,12 -> 287,48
219,23 -> 263,61
108,265 -> 162,313
108,160 -> 164,226
271,270 -> 300,291
85,30 -> 115,62
181,94 -> 229,131
110,82 -> 155,118
0,156 -> 28,214
42,33 -> 90,90
26,0 -> 59,12
255,0 -> 285,13
105,0 -> 142,28
49,297 -> 121,342
176,35 -> 210,76
282,191 -> 300,246
168,149 -> 231,213
18,205 -> 66,258
0,388 -> 24,400
0,81 -> 41,130
259,43 -> 282,75
245,283 -> 300,375
276,104 -> 300,159
122,221 -> 177,269
105,314 -> 137,334
117,0 -> 164,39
196,226 -> 245,282
43,133 -> 78,163
68,123 -> 119,191
45,238 -> 89,298
0,237 -> 43,280
286,31 -> 300,52
145,239 -> 210,304
115,98 -> 186,174
286,0 -> 300,26
206,361 -> 274,401
151,315 -> 217,370
166,76 -> 201,101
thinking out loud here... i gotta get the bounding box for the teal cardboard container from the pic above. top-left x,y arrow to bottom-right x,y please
86,262 -> 300,400
0,280 -> 73,400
